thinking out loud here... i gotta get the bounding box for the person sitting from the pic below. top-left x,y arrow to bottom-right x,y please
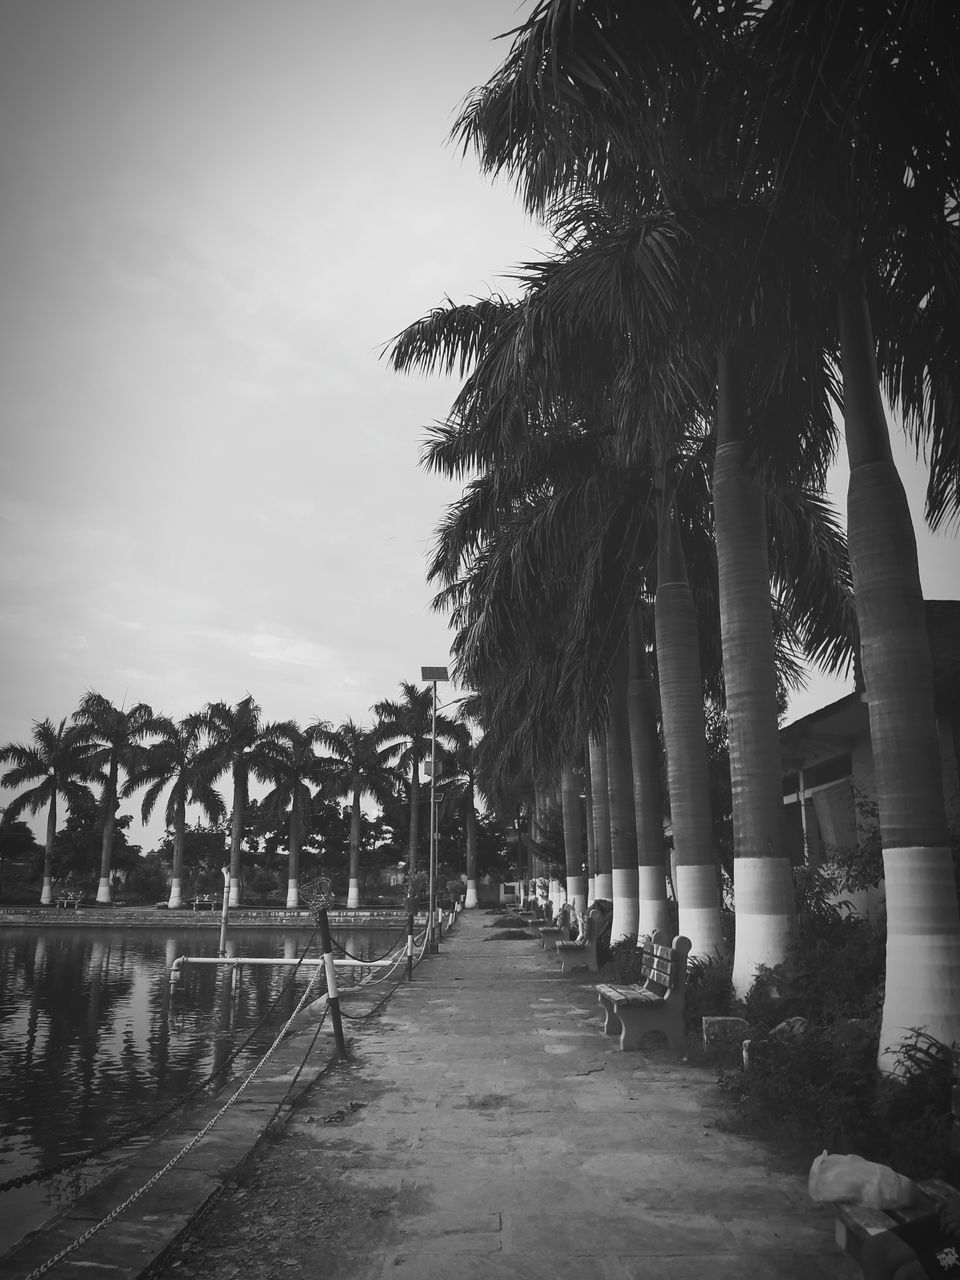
861,1196 -> 960,1279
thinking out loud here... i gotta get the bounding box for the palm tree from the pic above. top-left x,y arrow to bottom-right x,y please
0,718 -> 95,904
374,682 -> 458,877
72,692 -> 154,903
123,714 -> 225,909
465,0 -> 960,1061
436,718 -> 482,909
257,720 -> 326,909
746,0 -> 960,1066
203,696 -> 271,907
314,720 -> 394,909
628,602 -> 671,937
559,759 -> 586,913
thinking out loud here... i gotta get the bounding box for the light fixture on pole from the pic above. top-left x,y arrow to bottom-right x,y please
421,665 -> 448,953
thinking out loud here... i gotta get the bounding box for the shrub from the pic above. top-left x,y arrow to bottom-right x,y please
870,1032 -> 955,1180
684,952 -> 735,1033
719,1019 -> 880,1152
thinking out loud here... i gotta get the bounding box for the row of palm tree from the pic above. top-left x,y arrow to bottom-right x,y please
387,0 -> 960,1071
0,687 -> 480,911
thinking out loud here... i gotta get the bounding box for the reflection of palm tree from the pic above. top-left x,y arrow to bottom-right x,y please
314,721 -> 394,908
72,692 -> 155,903
1,717 -> 94,904
258,721 -> 326,908
203,697 -> 272,907
374,683 -> 458,877
124,715 -> 225,908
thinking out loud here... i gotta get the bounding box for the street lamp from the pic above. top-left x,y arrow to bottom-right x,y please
421,665 -> 448,952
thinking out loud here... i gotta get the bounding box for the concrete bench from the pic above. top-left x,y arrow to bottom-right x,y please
834,1178 -> 956,1271
56,892 -> 82,909
538,903 -> 574,949
556,906 -> 605,974
596,931 -> 692,1050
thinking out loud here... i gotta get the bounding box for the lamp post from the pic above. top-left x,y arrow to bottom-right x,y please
421,665 -> 448,953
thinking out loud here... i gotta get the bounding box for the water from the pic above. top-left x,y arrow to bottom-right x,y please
0,921 -> 407,1256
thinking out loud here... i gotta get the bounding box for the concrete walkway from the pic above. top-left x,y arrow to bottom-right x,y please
2,909 -> 860,1279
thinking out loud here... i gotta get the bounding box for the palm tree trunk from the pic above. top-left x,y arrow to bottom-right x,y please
286,793 -> 301,909
839,275 -> 960,1071
408,755 -> 421,875
715,349 -> 796,995
656,479 -> 724,957
41,793 -> 56,905
583,736 -> 597,901
464,793 -> 479,908
348,786 -> 362,908
607,632 -> 640,941
228,761 -> 245,907
561,762 -> 586,912
96,758 -> 118,904
628,603 -> 671,936
588,730 -> 613,900
168,794 -> 186,909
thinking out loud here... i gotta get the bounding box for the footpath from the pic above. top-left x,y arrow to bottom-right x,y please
1,909 -> 859,1280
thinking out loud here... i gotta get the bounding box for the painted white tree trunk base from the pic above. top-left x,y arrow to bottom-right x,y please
346,879 -> 360,909
612,867 -> 639,942
229,878 -> 241,908
96,877 -> 111,904
464,880 -> 478,909
548,878 -> 563,918
567,875 -> 587,914
676,864 -> 724,958
588,876 -> 596,904
595,873 -> 613,902
731,856 -> 796,999
286,880 -> 299,909
879,845 -> 960,1074
40,878 -> 53,905
638,866 -> 671,937
167,879 -> 183,909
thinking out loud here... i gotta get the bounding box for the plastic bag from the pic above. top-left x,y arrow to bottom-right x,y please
808,1149 -> 919,1210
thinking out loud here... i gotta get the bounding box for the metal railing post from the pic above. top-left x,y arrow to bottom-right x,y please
316,904 -> 347,1057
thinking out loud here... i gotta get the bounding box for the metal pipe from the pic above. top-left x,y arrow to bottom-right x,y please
217,865 -> 230,957
428,680 -> 438,953
316,905 -> 347,1057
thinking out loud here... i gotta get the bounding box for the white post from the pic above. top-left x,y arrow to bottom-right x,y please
218,865 -> 231,958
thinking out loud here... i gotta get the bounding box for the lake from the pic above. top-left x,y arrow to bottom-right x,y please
0,919 -> 406,1257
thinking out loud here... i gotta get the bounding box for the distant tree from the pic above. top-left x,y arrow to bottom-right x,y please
53,787 -> 139,884
72,692 -> 155,903
314,720 -> 395,908
0,819 -> 42,896
374,681 -> 458,876
257,720 -> 327,908
202,697 -> 274,906
0,717 -> 96,904
123,714 -> 226,908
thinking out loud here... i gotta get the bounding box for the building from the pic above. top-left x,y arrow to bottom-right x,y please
780,600 -> 960,919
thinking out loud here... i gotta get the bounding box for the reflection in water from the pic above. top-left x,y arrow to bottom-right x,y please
0,921 -> 404,1256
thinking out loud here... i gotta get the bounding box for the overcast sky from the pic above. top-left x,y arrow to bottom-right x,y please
1,0 -> 956,853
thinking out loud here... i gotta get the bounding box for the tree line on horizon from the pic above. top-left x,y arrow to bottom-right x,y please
0,684 -> 499,910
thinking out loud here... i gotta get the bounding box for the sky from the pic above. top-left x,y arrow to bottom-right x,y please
0,0 -> 956,854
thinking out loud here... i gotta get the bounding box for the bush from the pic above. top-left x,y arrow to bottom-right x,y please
684,953 -> 735,1033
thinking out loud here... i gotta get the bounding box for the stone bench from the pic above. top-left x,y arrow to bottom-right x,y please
556,906 -> 606,974
538,903 -> 574,949
596,932 -> 691,1050
834,1178 -> 957,1271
